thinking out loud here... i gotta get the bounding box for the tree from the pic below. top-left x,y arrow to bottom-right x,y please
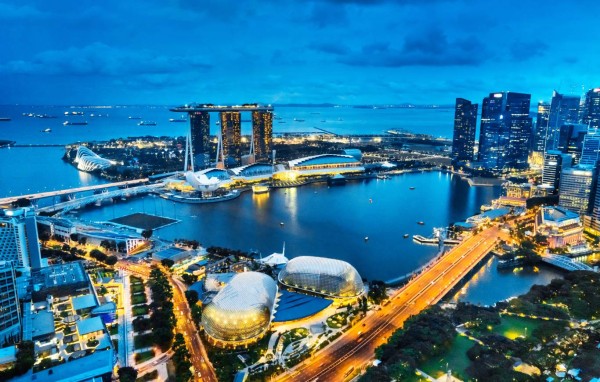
181,273 -> 198,285
118,366 -> 138,382
185,290 -> 199,306
161,258 -> 175,268
141,229 -> 153,239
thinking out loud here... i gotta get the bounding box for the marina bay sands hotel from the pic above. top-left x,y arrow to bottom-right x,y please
170,104 -> 273,169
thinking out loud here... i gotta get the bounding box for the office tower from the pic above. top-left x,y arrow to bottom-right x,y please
190,111 -> 211,168
557,124 -> 587,165
219,111 -> 242,167
582,88 -> 600,129
0,208 -> 42,269
533,101 -> 550,153
0,261 -> 21,346
478,92 -> 532,170
451,98 -> 478,164
546,91 -> 581,150
558,165 -> 596,214
252,111 -> 273,161
580,128 -> 600,166
542,150 -> 572,193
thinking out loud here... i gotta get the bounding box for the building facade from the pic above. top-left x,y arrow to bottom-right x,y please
0,208 -> 42,269
219,111 -> 242,166
478,92 -> 532,171
252,111 -> 273,162
451,98 -> 478,164
558,165 -> 596,214
535,207 -> 584,249
533,101 -> 550,154
542,150 -> 572,193
579,127 -> 600,166
190,111 -> 211,168
0,261 -> 20,346
582,88 -> 600,129
545,91 -> 581,150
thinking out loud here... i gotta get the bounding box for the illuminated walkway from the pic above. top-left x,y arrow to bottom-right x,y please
541,254 -> 594,272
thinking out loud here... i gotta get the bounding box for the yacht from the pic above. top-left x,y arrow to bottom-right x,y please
63,121 -> 88,126
252,184 -> 269,194
42,128 -> 52,133
138,121 -> 157,126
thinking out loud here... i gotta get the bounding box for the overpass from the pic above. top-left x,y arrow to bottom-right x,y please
37,183 -> 164,214
0,178 -> 150,205
275,226 -> 505,382
541,254 -> 595,272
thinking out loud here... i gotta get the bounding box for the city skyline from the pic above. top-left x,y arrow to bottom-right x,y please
1,1 -> 599,105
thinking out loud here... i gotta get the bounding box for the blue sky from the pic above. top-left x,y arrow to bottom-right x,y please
1,0 -> 598,105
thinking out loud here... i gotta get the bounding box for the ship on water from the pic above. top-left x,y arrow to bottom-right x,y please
0,117 -> 11,122
63,121 -> 88,126
138,121 -> 157,126
252,184 -> 269,194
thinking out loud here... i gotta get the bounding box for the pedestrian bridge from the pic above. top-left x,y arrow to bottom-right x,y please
541,254 -> 595,272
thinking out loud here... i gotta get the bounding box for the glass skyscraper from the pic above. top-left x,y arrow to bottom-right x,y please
582,88 -> 600,129
190,111 -> 211,168
252,111 -> 273,162
546,91 -> 581,151
219,111 -> 242,166
558,165 -> 596,214
0,261 -> 20,346
0,208 -> 42,270
542,150 -> 572,193
451,98 -> 478,164
478,92 -> 532,171
533,101 -> 550,154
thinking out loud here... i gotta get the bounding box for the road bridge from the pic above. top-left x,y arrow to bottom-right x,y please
0,178 -> 150,205
541,254 -> 594,272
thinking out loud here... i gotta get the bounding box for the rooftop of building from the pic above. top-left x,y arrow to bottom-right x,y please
24,347 -> 114,382
72,294 -> 97,311
30,310 -> 55,339
32,262 -> 88,290
153,246 -> 186,259
0,345 -> 17,365
288,154 -> 361,167
170,104 -> 273,112
76,316 -> 104,335
541,206 -> 580,223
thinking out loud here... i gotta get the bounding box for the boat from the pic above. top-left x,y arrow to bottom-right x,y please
403,234 -> 409,238
37,114 -> 57,119
138,121 -> 157,126
377,174 -> 390,180
169,118 -> 187,122
63,121 -> 88,125
364,236 -> 369,241
128,116 -> 142,119
293,118 -> 305,122
417,221 -> 425,225
0,117 -> 11,122
252,184 -> 269,194
41,128 -> 52,133
409,187 -> 416,190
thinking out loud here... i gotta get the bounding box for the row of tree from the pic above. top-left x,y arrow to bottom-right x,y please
149,267 -> 176,351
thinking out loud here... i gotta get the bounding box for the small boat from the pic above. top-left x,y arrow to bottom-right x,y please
377,174 -> 390,180
169,118 -> 187,123
138,121 -> 157,126
403,234 -> 409,238
409,187 -> 416,190
41,128 -> 51,133
128,116 -> 142,119
0,117 -> 10,122
63,121 -> 88,125
417,221 -> 425,225
280,222 -> 285,226
293,118 -> 305,122
364,236 -> 369,241
252,184 -> 269,194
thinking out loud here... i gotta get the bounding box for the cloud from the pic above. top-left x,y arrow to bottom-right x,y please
334,27 -> 487,67
0,43 -> 212,77
509,40 -> 548,61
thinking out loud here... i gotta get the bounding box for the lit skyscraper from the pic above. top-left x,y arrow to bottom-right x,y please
579,128 -> 600,167
542,150 -> 572,193
190,111 -> 211,168
0,208 -> 42,270
533,101 -> 550,154
558,165 -> 596,214
451,98 -> 478,164
220,111 -> 242,166
252,111 -> 273,162
582,88 -> 600,129
478,92 -> 532,170
0,261 -> 20,345
546,91 -> 581,150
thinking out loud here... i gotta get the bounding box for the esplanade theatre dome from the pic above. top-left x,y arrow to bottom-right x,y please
201,272 -> 277,345
278,256 -> 364,298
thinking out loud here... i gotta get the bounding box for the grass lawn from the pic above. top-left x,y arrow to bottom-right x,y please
420,334 -> 474,380
134,334 -> 154,349
281,328 -> 309,349
326,312 -> 348,329
131,294 -> 148,305
494,316 -> 540,340
132,305 -> 149,317
135,350 -> 156,364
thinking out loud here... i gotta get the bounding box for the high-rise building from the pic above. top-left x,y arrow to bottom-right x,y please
190,111 -> 211,168
451,98 -> 478,164
545,91 -> 581,151
582,88 -> 600,129
533,101 -> 550,154
579,128 -> 600,166
542,150 -> 572,193
219,111 -> 242,167
0,208 -> 42,269
252,111 -> 273,161
558,165 -> 596,214
0,261 -> 21,346
478,92 -> 532,170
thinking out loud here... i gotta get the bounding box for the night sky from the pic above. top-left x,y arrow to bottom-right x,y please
1,0 -> 598,105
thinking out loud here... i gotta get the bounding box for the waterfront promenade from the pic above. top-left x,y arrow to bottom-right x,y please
275,225 -> 506,382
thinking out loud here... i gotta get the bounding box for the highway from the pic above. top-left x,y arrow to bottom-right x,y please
275,225 -> 505,382
0,178 -> 150,205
